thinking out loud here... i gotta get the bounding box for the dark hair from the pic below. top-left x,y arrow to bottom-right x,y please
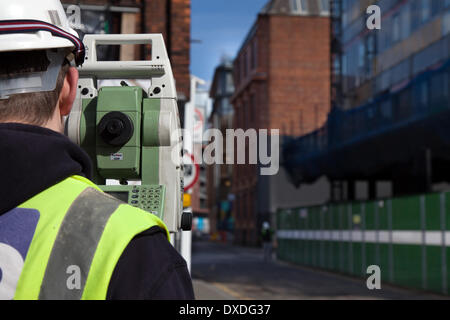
0,50 -> 70,126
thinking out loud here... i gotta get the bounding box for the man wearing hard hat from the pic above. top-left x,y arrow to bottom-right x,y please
0,0 -> 194,300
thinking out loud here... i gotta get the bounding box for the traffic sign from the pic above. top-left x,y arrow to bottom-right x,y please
183,151 -> 199,192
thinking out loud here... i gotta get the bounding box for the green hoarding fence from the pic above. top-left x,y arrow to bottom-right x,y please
276,192 -> 450,295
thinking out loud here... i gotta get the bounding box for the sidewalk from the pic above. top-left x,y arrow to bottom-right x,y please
193,279 -> 236,300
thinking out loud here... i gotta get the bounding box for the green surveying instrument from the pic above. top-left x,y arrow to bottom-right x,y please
65,34 -> 191,233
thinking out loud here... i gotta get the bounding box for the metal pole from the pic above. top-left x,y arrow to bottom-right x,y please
180,75 -> 206,273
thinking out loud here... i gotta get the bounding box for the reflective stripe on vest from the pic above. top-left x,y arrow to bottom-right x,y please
12,175 -> 169,300
39,187 -> 122,299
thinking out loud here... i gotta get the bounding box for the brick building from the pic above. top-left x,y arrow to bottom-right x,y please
231,0 -> 331,245
62,0 -> 191,106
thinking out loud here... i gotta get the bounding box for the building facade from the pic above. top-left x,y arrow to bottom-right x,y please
208,58 -> 235,239
284,0 -> 450,199
336,0 -> 450,111
277,0 -> 450,296
231,0 -> 331,246
331,0 -> 450,197
188,77 -> 210,235
62,0 -> 191,106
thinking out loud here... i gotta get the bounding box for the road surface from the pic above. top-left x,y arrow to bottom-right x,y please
191,240 -> 447,300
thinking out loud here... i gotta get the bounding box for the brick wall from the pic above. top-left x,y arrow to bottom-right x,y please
64,0 -> 190,101
231,13 -> 330,246
268,15 -> 330,136
143,0 -> 191,101
233,15 -> 330,136
169,0 -> 191,101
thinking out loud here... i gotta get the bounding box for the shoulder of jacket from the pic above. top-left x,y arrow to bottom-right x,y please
61,176 -> 170,238
66,175 -> 103,191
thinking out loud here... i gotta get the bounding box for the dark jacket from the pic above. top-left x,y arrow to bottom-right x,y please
0,123 -> 195,300
261,229 -> 273,242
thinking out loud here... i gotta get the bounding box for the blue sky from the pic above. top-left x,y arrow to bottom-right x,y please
191,0 -> 268,86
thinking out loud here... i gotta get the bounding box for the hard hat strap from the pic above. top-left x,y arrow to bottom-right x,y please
0,19 -> 85,66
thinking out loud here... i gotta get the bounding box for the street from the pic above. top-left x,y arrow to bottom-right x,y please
191,240 -> 446,300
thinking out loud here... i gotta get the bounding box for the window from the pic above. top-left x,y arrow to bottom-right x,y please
250,94 -> 256,125
431,0 -> 441,17
241,103 -> 246,129
341,53 -> 348,76
420,81 -> 429,108
396,89 -> 412,120
412,81 -> 428,111
365,35 -> 376,75
291,0 -> 308,14
71,9 -> 122,61
251,39 -> 258,70
421,0 -> 431,23
243,99 -> 249,128
380,100 -> 393,120
401,4 -> 411,40
241,54 -> 246,80
301,0 -> 308,12
392,14 -> 401,43
219,72 -> 226,96
319,0 -> 330,15
235,60 -> 240,86
430,72 -> 448,106
443,11 -> 450,36
358,42 -> 365,69
246,49 -> 251,75
226,72 -> 234,95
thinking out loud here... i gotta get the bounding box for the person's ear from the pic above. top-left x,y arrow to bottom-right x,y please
58,66 -> 79,117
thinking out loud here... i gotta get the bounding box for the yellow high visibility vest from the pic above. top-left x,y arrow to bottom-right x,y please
4,175 -> 169,300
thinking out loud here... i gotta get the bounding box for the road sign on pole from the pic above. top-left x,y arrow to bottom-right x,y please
183,151 -> 200,192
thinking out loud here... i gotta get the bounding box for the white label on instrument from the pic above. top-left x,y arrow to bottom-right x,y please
110,153 -> 123,161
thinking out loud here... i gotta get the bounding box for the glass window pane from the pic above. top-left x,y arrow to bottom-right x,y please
320,0 -> 330,14
291,0 -> 299,12
300,0 -> 308,12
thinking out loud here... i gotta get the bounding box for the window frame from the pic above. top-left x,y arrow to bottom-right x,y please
291,0 -> 309,15
319,0 -> 330,16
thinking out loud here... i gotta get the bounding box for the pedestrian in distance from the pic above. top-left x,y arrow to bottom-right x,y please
261,222 -> 274,262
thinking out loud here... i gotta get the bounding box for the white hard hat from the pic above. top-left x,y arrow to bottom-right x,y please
0,0 -> 85,65
0,0 -> 85,99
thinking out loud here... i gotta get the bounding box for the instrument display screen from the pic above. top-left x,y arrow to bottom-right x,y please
106,191 -> 129,203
